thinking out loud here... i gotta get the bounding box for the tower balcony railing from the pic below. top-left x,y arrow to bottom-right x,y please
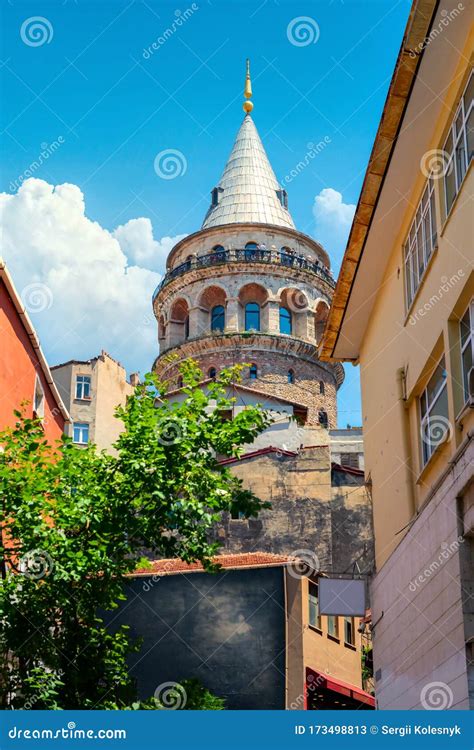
152,248 -> 335,301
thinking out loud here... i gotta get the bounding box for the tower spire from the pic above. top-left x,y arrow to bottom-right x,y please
243,58 -> 253,114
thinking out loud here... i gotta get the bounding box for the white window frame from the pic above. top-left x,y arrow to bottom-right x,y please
33,375 -> 45,420
73,422 -> 89,445
403,177 -> 437,309
75,374 -> 91,400
443,70 -> 473,216
460,300 -> 474,404
419,356 -> 449,466
343,616 -> 355,646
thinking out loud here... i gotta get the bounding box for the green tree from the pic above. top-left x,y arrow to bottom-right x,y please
0,361 -> 270,709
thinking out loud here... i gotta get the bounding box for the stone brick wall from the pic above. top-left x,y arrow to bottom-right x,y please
156,334 -> 339,427
214,447 -> 374,575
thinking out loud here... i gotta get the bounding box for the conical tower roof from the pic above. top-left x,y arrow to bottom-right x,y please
201,114 -> 296,230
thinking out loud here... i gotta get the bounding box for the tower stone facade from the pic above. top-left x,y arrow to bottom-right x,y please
153,113 -> 343,427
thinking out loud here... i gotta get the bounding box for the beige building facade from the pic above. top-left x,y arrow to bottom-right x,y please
52,350 -> 136,452
321,0 -> 473,709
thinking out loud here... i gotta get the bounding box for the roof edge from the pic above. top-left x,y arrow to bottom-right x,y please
0,259 -> 70,423
319,0 -> 440,362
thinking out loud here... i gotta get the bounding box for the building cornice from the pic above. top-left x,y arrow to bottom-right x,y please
153,332 -> 345,387
319,0 -> 440,362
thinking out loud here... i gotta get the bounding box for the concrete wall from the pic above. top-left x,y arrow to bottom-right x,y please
0,279 -> 65,441
371,439 -> 473,710
111,567 -> 286,710
52,352 -> 133,452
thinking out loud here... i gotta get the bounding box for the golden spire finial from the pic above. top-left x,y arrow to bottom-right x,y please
243,58 -> 253,114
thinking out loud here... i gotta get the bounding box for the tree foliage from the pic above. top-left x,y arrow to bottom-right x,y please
0,361 -> 270,708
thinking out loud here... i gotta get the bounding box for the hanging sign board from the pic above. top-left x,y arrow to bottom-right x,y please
319,577 -> 366,616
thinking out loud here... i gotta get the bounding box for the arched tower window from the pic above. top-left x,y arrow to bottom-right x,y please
244,241 -> 258,261
245,302 -> 260,331
287,369 -> 295,384
208,367 -> 217,379
211,305 -> 225,332
318,409 -> 328,428
319,381 -> 325,395
249,364 -> 258,380
212,244 -> 225,262
280,306 -> 292,335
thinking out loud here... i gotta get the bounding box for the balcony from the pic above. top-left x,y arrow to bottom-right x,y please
152,248 -> 335,301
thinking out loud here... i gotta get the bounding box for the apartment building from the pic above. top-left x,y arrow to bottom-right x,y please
320,0 -> 473,709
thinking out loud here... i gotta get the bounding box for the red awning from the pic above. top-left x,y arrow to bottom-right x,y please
306,667 -> 375,707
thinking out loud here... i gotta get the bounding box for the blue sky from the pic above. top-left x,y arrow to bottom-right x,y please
0,0 -> 411,426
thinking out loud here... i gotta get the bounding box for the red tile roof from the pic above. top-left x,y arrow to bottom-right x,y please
130,552 -> 293,578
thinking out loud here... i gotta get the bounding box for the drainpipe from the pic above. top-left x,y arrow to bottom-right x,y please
396,367 -> 416,518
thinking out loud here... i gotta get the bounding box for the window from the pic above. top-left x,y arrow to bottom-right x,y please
309,582 -> 321,630
211,187 -> 219,207
75,375 -> 91,400
343,616 -> 355,646
184,316 -> 189,339
460,301 -> 473,404
249,364 -> 258,380
211,305 -> 225,332
208,367 -> 217,380
403,177 -> 437,308
420,356 -> 449,466
340,453 -> 360,469
177,375 -> 183,389
327,615 -> 339,639
279,306 -> 292,335
231,508 -> 246,520
245,302 -> 260,331
444,71 -> 473,215
73,422 -> 89,445
212,244 -> 226,262
244,242 -> 258,261
319,381 -> 325,395
318,409 -> 329,429
287,369 -> 295,384
33,376 -> 44,419
276,188 -> 288,208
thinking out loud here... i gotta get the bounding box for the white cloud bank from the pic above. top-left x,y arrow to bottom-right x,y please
0,178 -> 185,375
313,188 -> 355,270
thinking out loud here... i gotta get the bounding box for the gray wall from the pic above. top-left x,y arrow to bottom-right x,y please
110,566 -> 286,710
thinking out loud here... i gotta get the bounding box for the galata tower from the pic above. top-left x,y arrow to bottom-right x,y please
152,61 -> 343,427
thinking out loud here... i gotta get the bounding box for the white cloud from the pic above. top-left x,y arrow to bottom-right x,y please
113,217 -> 185,274
313,188 -> 355,269
0,179 -> 185,376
